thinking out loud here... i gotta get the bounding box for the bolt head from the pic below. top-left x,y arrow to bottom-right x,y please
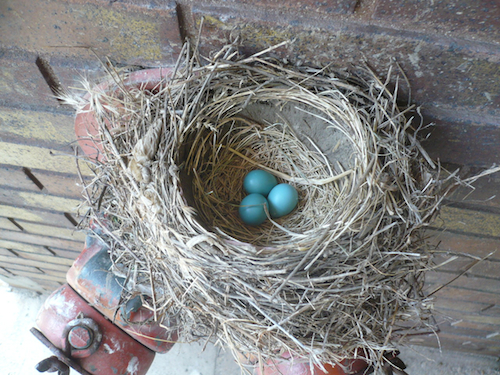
68,326 -> 92,350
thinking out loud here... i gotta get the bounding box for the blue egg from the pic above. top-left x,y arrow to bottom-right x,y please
267,183 -> 299,218
243,170 -> 278,196
239,194 -> 269,226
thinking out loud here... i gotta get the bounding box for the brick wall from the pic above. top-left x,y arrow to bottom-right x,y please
0,0 -> 499,357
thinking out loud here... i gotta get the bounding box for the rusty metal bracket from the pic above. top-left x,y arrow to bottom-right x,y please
36,356 -> 70,375
30,327 -> 93,375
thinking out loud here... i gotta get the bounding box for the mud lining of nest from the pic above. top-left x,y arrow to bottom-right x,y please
73,43 -> 463,370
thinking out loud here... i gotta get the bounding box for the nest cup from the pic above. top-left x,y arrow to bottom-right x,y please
182,94 -> 358,247
73,45 -> 446,371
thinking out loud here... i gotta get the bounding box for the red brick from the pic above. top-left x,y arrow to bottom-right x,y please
0,48 -> 107,115
431,286 -> 500,307
436,205 -> 500,238
447,171 -> 500,210
0,204 -> 76,229
191,0 -> 358,15
0,164 -> 85,199
0,0 -> 182,66
0,261 -> 45,275
422,118 -> 500,168
434,257 -> 500,280
0,49 -> 60,109
426,271 -> 500,295
409,332 -> 500,357
33,170 -> 85,199
0,271 -> 63,292
0,165 -> 41,193
0,186 -> 81,213
0,106 -> 75,147
429,231 -> 500,262
373,0 -> 500,45
193,7 -> 500,110
448,320 -> 500,338
193,7 -> 500,173
435,321 -> 500,348
0,229 -> 82,252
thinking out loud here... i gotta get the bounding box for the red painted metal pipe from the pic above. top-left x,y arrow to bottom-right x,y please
36,283 -> 156,375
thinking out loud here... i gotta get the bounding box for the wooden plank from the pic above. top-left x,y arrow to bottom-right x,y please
0,187 -> 82,213
0,205 -> 76,228
0,164 -> 85,198
0,142 -> 92,175
0,229 -> 83,252
0,106 -> 75,145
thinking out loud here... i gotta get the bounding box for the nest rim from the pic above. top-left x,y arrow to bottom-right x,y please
72,48 -> 444,371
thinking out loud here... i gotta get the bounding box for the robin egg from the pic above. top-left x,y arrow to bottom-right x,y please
243,170 -> 278,196
267,183 -> 298,218
239,193 -> 269,226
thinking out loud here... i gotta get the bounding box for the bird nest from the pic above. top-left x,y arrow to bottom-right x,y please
73,44 -> 449,371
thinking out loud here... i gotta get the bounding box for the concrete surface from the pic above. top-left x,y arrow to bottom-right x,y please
1,281 -> 499,375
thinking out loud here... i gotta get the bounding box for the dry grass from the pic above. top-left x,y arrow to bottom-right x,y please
67,41 -> 497,373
